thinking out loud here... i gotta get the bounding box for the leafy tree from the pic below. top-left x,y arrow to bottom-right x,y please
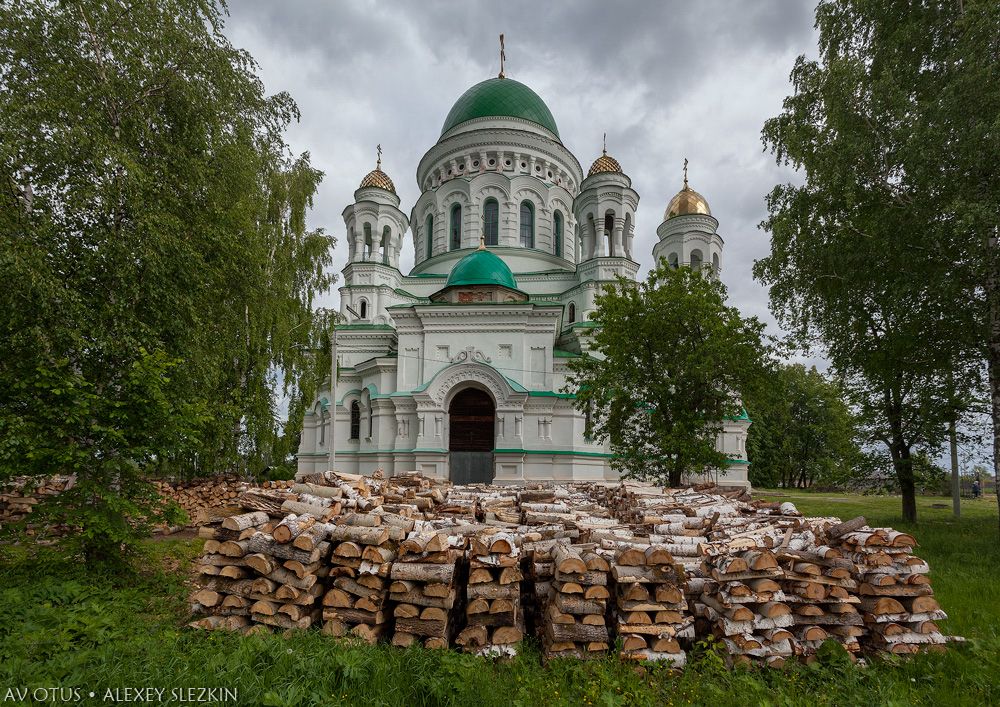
567,263 -> 767,488
744,363 -> 860,489
927,1 -> 1000,528
755,0 -> 984,522
0,0 -> 334,560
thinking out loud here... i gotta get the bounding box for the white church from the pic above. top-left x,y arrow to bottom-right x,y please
296,68 -> 750,488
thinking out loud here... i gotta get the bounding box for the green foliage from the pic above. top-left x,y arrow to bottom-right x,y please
1,499 -> 998,706
754,0 -> 986,521
0,1 -> 334,557
744,363 -> 861,489
567,263 -> 768,487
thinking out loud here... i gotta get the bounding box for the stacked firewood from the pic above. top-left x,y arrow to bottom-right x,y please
477,490 -> 522,524
389,530 -> 466,648
182,476 -> 962,664
0,475 -> 75,534
773,539 -> 864,661
321,513 -> 408,643
610,543 -> 692,666
830,522 -> 950,654
154,476 -> 247,525
189,510 -> 329,632
383,471 -> 448,514
542,544 -> 611,659
261,479 -> 295,490
693,547 -> 794,666
456,530 -> 524,656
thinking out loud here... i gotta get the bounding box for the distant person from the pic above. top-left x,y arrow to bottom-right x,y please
972,478 -> 981,499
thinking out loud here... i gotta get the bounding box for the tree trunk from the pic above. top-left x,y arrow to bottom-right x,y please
892,442 -> 917,523
987,225 -> 1000,535
669,455 -> 684,488
886,385 -> 916,523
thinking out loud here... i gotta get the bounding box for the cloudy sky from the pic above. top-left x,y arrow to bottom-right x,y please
223,0 -> 818,337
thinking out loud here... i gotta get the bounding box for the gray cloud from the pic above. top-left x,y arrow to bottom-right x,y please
222,0 -> 818,343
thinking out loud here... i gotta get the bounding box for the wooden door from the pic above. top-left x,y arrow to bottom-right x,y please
448,388 -> 495,484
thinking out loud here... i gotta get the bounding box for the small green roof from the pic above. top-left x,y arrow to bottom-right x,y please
441,78 -> 559,138
445,248 -> 517,289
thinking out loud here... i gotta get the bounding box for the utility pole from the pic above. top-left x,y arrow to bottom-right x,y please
949,418 -> 960,518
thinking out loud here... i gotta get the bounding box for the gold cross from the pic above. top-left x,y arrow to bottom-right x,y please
683,157 -> 689,188
376,144 -> 382,170
499,34 -> 506,79
603,132 -> 607,156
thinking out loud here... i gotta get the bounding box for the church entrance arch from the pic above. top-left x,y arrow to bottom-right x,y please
448,387 -> 495,484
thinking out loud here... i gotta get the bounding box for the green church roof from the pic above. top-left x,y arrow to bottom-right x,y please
445,248 -> 518,289
440,78 -> 559,138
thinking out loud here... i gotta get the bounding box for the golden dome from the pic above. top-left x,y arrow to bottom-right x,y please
359,167 -> 395,193
664,186 -> 711,220
587,152 -> 623,177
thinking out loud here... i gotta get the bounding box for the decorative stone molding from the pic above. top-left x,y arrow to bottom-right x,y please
426,362 -> 514,408
450,346 -> 492,364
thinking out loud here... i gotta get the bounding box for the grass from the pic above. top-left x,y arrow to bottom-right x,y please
0,493 -> 997,706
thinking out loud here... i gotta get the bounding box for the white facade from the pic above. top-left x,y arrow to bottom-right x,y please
297,76 -> 750,488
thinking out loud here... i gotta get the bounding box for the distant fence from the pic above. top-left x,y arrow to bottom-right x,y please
959,477 -> 995,498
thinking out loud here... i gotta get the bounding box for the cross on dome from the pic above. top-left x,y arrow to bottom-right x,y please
358,142 -> 395,193
587,132 -> 624,177
498,34 -> 506,79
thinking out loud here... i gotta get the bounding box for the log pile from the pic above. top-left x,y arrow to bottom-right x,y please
154,476 -> 247,525
456,530 -> 524,656
773,540 -> 864,662
261,479 -> 296,490
831,523 -> 950,655
0,475 -> 75,534
610,543 -> 691,666
542,544 -> 611,660
693,547 -> 795,667
389,530 -> 466,649
183,474 -> 961,665
321,513 -> 407,643
188,510 -> 328,633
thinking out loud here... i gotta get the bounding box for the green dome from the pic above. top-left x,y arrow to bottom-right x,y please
440,78 -> 559,138
445,248 -> 518,289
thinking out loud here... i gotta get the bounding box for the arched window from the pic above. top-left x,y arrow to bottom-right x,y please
425,215 -> 434,259
381,225 -> 391,264
712,252 -> 720,276
554,211 -> 563,257
483,199 -> 499,245
568,302 -> 576,323
319,409 -> 327,446
350,401 -> 360,440
450,204 -> 462,250
690,249 -> 703,270
363,223 -> 372,260
359,300 -> 368,320
520,201 -> 534,248
668,252 -> 679,269
368,405 -> 374,438
604,212 -> 615,257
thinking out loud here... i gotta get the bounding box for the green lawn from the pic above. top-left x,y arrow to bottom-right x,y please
1,493 -> 997,707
